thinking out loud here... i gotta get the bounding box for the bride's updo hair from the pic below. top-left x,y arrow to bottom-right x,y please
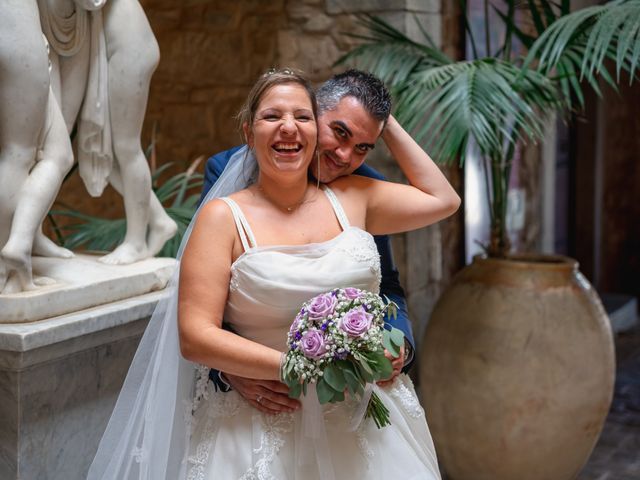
238,68 -> 318,137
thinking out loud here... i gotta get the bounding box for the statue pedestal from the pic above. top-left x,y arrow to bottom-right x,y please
0,257 -> 176,480
0,254 -> 175,323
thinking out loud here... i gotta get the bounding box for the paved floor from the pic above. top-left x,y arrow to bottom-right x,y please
577,325 -> 640,479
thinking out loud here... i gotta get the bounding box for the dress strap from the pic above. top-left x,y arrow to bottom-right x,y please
220,198 -> 257,252
322,186 -> 351,231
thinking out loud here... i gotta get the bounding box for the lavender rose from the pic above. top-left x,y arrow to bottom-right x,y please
343,287 -> 363,300
340,306 -> 373,337
300,329 -> 327,360
307,293 -> 337,322
290,312 -> 303,335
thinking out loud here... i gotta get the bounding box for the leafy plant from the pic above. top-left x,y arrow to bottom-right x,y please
50,157 -> 204,258
339,0 -> 640,257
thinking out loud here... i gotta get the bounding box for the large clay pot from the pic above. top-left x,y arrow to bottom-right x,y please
420,255 -> 615,480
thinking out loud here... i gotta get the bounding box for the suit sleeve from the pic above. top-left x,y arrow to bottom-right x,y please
199,146 -> 243,206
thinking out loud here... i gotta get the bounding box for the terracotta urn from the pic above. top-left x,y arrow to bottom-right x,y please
420,255 -> 615,480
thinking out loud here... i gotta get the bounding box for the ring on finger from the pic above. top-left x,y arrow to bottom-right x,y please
256,395 -> 263,404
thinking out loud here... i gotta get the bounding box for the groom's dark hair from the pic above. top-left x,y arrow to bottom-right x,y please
316,69 -> 392,126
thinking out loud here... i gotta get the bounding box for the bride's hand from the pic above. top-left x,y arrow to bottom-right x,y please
222,372 -> 301,415
376,344 -> 405,388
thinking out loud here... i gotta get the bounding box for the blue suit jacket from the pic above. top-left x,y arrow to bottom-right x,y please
201,147 -> 416,389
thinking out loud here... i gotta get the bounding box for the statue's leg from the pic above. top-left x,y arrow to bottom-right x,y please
31,31 -> 92,261
0,0 -> 50,292
33,62 -> 76,258
33,231 -> 74,259
108,167 -> 178,257
58,36 -> 90,133
1,92 -> 74,291
99,0 -> 160,265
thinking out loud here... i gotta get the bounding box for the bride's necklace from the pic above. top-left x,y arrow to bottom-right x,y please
256,184 -> 310,213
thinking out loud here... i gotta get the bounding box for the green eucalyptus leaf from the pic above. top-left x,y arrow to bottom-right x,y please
376,356 -> 394,381
316,378 -> 335,404
355,360 -> 375,383
344,367 -> 361,396
331,390 -> 345,403
324,364 -> 346,391
389,327 -> 405,348
289,383 -> 302,399
382,331 -> 400,358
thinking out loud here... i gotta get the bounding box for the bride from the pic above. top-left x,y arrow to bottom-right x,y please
87,69 -> 460,479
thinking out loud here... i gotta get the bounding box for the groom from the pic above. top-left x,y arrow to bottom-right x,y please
201,69 -> 416,414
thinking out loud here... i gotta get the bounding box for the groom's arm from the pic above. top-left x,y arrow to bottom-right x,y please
354,163 -> 416,373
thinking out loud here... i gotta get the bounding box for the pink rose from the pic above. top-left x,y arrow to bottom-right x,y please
307,293 -> 337,322
343,288 -> 363,300
340,306 -> 373,337
300,329 -> 327,360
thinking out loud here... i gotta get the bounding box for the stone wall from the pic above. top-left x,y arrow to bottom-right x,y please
141,0 -> 288,164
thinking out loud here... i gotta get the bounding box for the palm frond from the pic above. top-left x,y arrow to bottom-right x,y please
336,15 -> 452,87
49,212 -> 126,252
340,4 -> 638,257
390,59 -> 560,164
526,0 -> 640,83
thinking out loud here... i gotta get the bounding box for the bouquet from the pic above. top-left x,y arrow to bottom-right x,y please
281,287 -> 405,428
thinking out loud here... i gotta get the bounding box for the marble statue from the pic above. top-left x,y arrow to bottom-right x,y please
0,1 -> 75,294
0,0 -> 177,294
41,0 -> 177,265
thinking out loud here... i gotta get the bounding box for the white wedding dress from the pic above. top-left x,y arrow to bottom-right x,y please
185,187 -> 441,480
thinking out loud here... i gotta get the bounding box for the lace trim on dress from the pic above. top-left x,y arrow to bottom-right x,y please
240,412 -> 294,480
192,364 -> 212,413
187,391 -> 244,480
356,421 -> 375,466
230,264 -> 240,292
389,376 -> 425,419
337,229 -> 382,287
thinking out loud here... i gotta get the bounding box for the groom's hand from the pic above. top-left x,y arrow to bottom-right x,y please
222,372 -> 301,415
377,344 -> 405,388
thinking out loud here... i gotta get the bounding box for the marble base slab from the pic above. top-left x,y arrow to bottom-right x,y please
0,254 -> 176,323
0,290 -> 166,480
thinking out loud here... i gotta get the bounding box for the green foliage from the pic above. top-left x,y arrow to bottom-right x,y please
324,363 -> 347,391
50,162 -> 203,258
339,0 -> 640,257
382,326 -> 405,358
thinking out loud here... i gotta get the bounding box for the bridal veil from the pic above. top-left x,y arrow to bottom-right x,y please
87,146 -> 256,479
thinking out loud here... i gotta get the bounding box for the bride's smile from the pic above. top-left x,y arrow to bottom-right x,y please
245,83 -> 318,178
